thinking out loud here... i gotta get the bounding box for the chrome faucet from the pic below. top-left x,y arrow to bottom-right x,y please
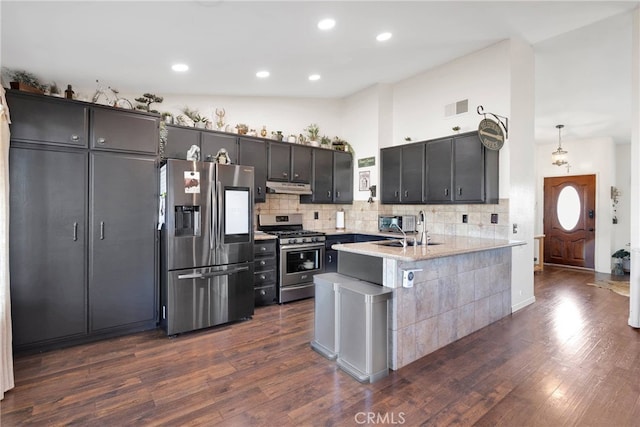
391,223 -> 411,247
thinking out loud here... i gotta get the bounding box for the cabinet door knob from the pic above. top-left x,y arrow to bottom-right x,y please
404,190 -> 408,198
260,289 -> 266,296
73,222 -> 78,241
327,190 -> 331,198
444,188 -> 449,196
282,172 -> 288,177
260,246 -> 267,251
97,137 -> 106,144
100,221 -> 105,240
328,255 -> 332,262
71,134 -> 80,141
260,275 -> 266,280
457,187 -> 462,196
257,186 -> 262,195
260,260 -> 266,265
294,173 -> 299,178
336,191 -> 340,198
394,191 -> 399,198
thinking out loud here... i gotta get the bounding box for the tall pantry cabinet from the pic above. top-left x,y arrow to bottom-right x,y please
7,90 -> 159,351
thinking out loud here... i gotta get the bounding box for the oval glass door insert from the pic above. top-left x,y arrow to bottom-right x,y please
557,185 -> 581,231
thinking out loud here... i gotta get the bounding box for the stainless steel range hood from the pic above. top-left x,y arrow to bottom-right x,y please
266,181 -> 312,195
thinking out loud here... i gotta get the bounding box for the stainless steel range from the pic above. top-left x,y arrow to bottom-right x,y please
257,213 -> 325,303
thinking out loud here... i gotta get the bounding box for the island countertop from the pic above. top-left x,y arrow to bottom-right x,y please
332,234 -> 525,262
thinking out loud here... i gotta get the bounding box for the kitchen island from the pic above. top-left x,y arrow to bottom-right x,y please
332,235 -> 525,370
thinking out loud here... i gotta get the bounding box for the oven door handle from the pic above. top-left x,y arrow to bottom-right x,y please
178,265 -> 249,280
282,284 -> 315,291
279,243 -> 325,250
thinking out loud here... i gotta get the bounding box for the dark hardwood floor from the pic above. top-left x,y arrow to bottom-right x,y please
2,266 -> 639,426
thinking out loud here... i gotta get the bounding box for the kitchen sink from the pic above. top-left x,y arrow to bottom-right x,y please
375,240 -> 442,247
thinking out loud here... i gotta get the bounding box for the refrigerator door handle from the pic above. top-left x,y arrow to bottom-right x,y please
177,265 -> 249,280
209,186 -> 215,250
216,180 -> 223,248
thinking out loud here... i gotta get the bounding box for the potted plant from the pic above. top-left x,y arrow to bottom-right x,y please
48,81 -> 61,97
134,93 -> 164,113
7,69 -> 47,94
611,249 -> 630,275
305,123 -> 320,146
320,135 -> 331,147
161,112 -> 173,124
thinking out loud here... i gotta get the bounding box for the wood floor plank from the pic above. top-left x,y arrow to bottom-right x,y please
2,266 -> 640,426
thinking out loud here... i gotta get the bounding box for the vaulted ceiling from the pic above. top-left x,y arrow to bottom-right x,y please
2,1 -> 637,144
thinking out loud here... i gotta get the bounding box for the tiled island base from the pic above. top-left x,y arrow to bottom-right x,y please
385,248 -> 512,370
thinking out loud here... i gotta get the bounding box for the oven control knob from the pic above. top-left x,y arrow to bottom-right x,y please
291,238 -> 297,244
312,237 -> 318,242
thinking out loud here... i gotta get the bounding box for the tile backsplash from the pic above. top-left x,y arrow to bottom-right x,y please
255,195 -> 510,240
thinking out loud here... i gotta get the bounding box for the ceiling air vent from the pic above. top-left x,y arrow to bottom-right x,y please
444,99 -> 469,117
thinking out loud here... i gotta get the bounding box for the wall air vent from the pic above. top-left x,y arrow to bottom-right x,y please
444,99 -> 469,117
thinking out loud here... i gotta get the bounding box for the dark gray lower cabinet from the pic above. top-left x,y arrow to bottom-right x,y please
9,146 -> 88,347
89,153 -> 157,332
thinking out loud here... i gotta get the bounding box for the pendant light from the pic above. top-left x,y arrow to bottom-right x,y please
551,124 -> 568,166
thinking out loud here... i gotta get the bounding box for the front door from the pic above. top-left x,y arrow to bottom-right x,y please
543,174 -> 596,268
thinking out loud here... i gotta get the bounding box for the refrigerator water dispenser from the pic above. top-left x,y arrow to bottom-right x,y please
174,205 -> 201,236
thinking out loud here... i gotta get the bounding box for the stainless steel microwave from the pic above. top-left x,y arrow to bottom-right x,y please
378,215 -> 416,233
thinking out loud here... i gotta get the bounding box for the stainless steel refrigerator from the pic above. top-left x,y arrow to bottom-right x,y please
160,159 -> 254,335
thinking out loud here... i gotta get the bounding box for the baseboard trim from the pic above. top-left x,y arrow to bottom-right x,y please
512,296 -> 536,313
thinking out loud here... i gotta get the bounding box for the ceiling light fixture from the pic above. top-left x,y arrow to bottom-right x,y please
317,18 -> 336,31
256,70 -> 270,78
376,32 -> 392,42
551,124 -> 568,166
308,74 -> 321,81
171,63 -> 189,72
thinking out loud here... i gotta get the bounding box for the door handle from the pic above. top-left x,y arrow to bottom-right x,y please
178,265 -> 249,280
589,228 -> 594,232
100,221 -> 105,240
73,222 -> 78,241
444,188 -> 449,196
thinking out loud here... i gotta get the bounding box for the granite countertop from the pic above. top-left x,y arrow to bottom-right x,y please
254,231 -> 277,240
332,234 -> 525,261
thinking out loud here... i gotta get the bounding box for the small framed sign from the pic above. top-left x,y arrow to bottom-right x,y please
478,118 -> 505,151
358,157 -> 375,168
358,171 -> 371,191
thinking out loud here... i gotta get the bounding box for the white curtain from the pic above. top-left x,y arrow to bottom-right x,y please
0,85 -> 14,400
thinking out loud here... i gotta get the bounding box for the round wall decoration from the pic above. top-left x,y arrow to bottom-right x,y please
478,118 -> 505,150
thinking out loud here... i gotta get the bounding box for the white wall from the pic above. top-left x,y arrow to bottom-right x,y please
118,93 -> 344,143
391,41 -> 511,196
614,143 -> 631,254
508,38 -> 536,312
535,137 -> 616,273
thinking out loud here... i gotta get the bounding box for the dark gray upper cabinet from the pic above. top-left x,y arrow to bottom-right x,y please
381,144 -> 424,203
238,137 -> 267,203
164,126 -> 238,163
303,148 -> 333,203
291,145 -> 312,183
453,134 -> 486,202
89,153 -> 157,332
381,147 -> 402,203
425,132 -> 498,204
268,141 -> 291,181
6,90 -> 88,147
91,107 -> 159,155
201,132 -> 237,163
165,125 -> 200,160
425,137 -> 453,202
333,151 -> 353,203
268,142 -> 312,184
301,148 -> 353,204
9,146 -> 88,347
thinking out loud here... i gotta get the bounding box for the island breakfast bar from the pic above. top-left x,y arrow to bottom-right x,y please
332,235 -> 526,370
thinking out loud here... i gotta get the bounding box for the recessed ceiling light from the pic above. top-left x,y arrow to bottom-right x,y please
308,74 -> 321,81
317,18 -> 336,31
256,70 -> 270,78
171,63 -> 189,72
376,32 -> 392,42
